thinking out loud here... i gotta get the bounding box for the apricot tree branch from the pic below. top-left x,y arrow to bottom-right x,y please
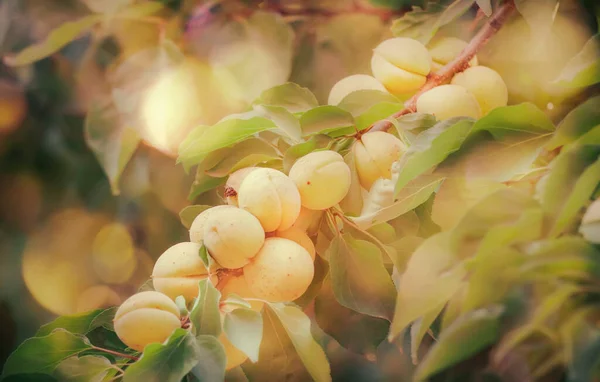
215,267 -> 244,290
366,0 -> 517,134
91,345 -> 140,361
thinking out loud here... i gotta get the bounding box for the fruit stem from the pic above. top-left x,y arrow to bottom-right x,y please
215,267 -> 244,290
366,0 -> 517,134
91,345 -> 140,361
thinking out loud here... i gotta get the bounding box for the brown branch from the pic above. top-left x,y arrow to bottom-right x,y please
367,0 -> 517,134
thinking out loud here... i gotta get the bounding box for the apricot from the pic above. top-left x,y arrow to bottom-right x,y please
237,168 -> 301,232
203,207 -> 265,269
451,66 -> 508,115
272,227 -> 316,260
225,167 -> 259,206
189,205 -> 236,243
113,291 -> 181,352
288,150 -> 351,210
428,37 -> 478,72
352,131 -> 406,190
327,74 -> 387,105
152,242 -> 217,301
220,273 -> 264,312
220,332 -> 249,370
243,237 -> 314,302
371,37 -> 431,95
416,84 -> 481,120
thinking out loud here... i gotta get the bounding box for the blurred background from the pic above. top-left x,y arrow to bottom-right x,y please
0,0 -> 598,379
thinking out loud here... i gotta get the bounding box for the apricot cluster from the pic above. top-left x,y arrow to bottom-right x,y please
113,151 -> 351,369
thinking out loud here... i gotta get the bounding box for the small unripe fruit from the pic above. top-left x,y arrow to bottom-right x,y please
202,207 -> 265,269
237,168 -> 301,232
451,66 -> 508,115
580,199 -> 600,244
288,150 -> 351,210
220,274 -> 264,312
114,291 -> 181,352
272,227 -> 316,260
428,37 -> 478,72
189,205 -> 236,243
220,332 -> 248,370
327,74 -> 387,105
225,167 -> 259,206
371,37 -> 431,95
291,207 -> 324,236
152,242 -> 217,301
416,84 -> 481,120
352,131 -> 406,191
244,238 -> 314,302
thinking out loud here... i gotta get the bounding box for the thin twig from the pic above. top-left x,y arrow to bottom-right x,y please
366,0 -> 517,134
215,267 -> 244,290
91,345 -> 140,361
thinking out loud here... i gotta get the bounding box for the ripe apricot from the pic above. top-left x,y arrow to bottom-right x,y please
352,131 -> 406,190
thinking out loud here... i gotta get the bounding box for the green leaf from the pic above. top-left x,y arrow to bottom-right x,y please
85,100 -> 141,195
2,374 -> 57,382
299,106 -> 355,137
355,102 -> 404,132
394,118 -> 474,193
538,145 -> 600,237
188,149 -> 230,200
472,103 -> 555,139
252,105 -> 303,144
190,279 -> 222,337
124,329 -> 224,382
548,96 -> 600,150
178,117 -> 277,170
394,112 -> 438,133
327,234 -> 396,320
253,83 -> 319,113
2,330 -> 92,378
550,34 -> 600,91
223,308 -> 263,362
411,303 -> 445,364
314,276 -> 389,355
414,306 -> 504,381
390,232 -> 466,339
4,15 -> 102,66
221,294 -> 252,310
514,0 -> 559,51
267,303 -> 332,382
190,335 -> 227,382
37,308 -> 116,337
476,0 -> 492,15
337,90 -> 401,116
205,138 -> 280,177
179,205 -> 212,230
282,134 -> 333,173
353,174 -> 445,230
53,355 -> 117,382
391,0 -> 475,44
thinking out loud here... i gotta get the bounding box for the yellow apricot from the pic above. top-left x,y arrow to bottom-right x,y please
220,332 -> 249,370
327,74 -> 387,105
243,237 -> 314,302
189,205 -> 236,243
451,66 -> 508,115
352,131 -> 406,191
416,84 -> 481,120
203,207 -> 265,269
428,37 -> 478,72
237,168 -> 301,232
371,37 -> 431,95
291,207 -> 325,236
220,273 -> 264,312
113,291 -> 181,352
152,242 -> 217,301
288,150 -> 351,210
225,167 -> 260,206
272,227 -> 316,260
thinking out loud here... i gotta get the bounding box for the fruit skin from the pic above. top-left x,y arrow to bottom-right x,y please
416,84 -> 481,120
327,74 -> 387,105
244,237 -> 314,302
189,205 -> 236,243
113,291 -> 181,352
271,227 -> 316,260
428,37 -> 478,72
352,131 -> 406,191
451,66 -> 508,115
152,242 -> 217,301
225,167 -> 259,206
371,37 -> 431,95
203,207 -> 265,269
220,274 -> 264,312
219,332 -> 248,370
291,207 -> 324,237
237,168 -> 301,232
288,150 -> 351,210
